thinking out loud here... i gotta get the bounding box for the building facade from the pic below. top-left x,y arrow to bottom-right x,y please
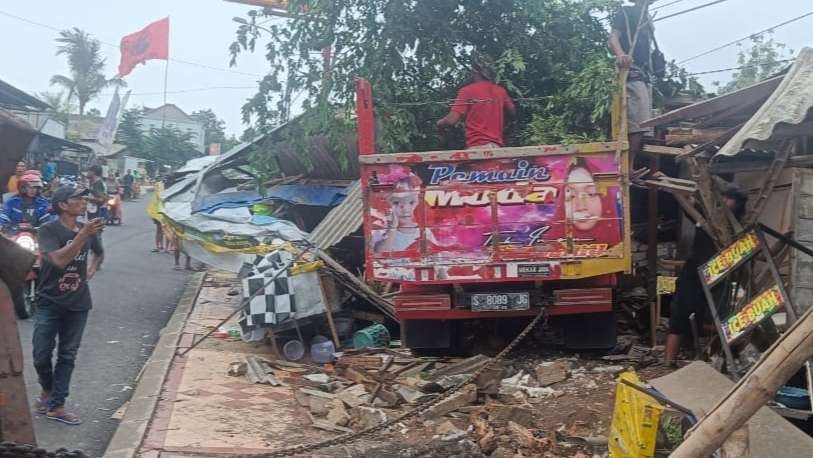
141,104 -> 206,153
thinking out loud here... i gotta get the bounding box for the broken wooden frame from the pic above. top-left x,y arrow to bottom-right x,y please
698,225 -> 813,416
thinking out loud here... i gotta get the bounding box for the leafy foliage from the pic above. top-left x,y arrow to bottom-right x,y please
190,109 -> 241,153
116,107 -> 147,155
231,0 -> 627,155
50,28 -> 121,115
715,34 -> 792,94
141,126 -> 201,170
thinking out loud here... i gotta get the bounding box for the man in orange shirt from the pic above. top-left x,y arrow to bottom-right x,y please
437,56 -> 516,149
6,161 -> 27,195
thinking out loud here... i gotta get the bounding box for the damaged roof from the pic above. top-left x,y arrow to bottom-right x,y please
716,47 -> 813,158
308,180 -> 363,249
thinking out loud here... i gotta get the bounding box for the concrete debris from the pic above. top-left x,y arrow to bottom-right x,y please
398,385 -> 438,404
487,403 -> 533,427
591,365 -> 625,375
349,405 -> 388,430
227,361 -> 247,377
425,384 -> 478,419
435,420 -> 465,437
535,359 -> 571,386
304,373 -> 330,383
326,399 -> 351,427
337,384 -> 369,408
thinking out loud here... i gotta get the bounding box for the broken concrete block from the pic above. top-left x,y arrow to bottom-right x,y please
592,365 -> 625,375
474,365 -> 505,394
435,420 -> 464,437
304,373 -> 330,384
489,445 -> 515,458
535,360 -> 571,386
309,395 -> 331,416
425,384 -> 477,418
488,403 -> 533,427
398,385 -> 437,404
507,421 -> 537,449
338,384 -> 369,408
326,399 -> 350,427
228,361 -> 247,377
350,406 -> 388,430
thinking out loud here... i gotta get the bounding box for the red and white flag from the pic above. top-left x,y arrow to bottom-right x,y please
118,17 -> 169,77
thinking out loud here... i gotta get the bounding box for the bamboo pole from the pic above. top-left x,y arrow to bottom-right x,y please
671,304 -> 813,457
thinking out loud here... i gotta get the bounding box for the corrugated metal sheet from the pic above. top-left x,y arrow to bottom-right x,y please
308,180 -> 363,249
717,47 -> 813,158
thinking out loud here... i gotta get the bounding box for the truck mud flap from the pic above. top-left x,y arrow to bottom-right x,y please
561,312 -> 616,349
402,320 -> 451,349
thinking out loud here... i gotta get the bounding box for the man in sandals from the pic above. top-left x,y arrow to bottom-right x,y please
32,186 -> 104,425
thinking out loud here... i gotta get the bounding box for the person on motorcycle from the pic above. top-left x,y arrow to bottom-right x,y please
0,171 -> 51,227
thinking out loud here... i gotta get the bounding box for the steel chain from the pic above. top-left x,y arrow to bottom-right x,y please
238,307 -> 548,458
0,442 -> 87,458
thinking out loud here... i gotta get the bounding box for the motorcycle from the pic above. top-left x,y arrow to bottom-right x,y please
106,187 -> 123,225
3,223 -> 40,319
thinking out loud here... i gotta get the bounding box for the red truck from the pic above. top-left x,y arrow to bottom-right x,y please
356,80 -> 631,349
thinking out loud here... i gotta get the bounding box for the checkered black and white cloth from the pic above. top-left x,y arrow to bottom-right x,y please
238,250 -> 297,330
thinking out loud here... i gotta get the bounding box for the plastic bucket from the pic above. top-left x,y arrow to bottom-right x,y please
311,338 -> 336,364
352,324 -> 390,349
283,339 -> 305,361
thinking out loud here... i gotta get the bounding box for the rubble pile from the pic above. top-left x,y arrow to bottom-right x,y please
228,348 -> 636,456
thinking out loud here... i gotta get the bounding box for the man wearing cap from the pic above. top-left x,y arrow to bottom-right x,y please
0,171 -> 50,226
436,55 -> 516,149
31,186 -> 104,425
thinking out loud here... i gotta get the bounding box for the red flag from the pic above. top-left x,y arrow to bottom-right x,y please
118,17 -> 169,77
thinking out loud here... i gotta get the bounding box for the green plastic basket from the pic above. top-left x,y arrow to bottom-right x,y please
352,324 -> 390,349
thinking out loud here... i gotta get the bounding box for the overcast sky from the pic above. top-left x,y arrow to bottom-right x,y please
0,0 -> 810,137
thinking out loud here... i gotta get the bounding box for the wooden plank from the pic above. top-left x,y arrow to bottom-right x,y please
745,143 -> 794,226
645,180 -> 696,194
642,144 -> 685,156
358,142 -> 627,165
710,155 -> 813,174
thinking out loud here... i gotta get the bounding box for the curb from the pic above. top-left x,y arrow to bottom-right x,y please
104,271 -> 206,458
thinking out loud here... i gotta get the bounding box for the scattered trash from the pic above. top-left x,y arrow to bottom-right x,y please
244,356 -> 284,386
227,361 -> 247,377
352,323 -> 390,349
282,339 -> 306,361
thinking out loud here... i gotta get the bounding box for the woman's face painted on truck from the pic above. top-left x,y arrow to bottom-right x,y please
565,166 -> 602,231
389,190 -> 418,227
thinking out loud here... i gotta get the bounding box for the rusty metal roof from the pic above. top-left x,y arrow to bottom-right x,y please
717,47 -> 813,157
308,180 -> 362,249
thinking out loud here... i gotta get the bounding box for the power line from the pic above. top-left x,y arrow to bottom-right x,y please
653,0 -> 729,22
652,0 -> 691,11
0,8 -> 265,79
684,58 -> 795,77
678,10 -> 813,64
100,85 -> 257,97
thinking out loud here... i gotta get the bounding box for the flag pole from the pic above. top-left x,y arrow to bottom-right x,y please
162,16 -> 170,127
162,60 -> 169,128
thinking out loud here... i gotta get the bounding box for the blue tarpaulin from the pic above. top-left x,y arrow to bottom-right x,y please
194,184 -> 348,214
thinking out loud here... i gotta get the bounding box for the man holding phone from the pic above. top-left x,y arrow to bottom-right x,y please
32,186 -> 104,425
85,165 -> 107,221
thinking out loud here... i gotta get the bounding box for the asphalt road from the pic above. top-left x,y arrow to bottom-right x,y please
18,195 -> 191,457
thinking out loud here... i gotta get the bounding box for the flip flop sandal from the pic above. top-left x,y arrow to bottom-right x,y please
46,410 -> 81,425
151,248 -> 160,252
33,397 -> 48,414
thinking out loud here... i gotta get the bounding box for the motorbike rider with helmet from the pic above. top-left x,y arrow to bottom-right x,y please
0,171 -> 51,227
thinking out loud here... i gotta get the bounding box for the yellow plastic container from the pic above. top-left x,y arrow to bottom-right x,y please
609,371 -> 664,458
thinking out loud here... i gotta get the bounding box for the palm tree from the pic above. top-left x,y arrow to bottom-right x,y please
50,28 -> 110,115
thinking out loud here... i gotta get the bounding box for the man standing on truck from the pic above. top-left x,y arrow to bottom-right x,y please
436,55 -> 516,149
609,0 -> 655,178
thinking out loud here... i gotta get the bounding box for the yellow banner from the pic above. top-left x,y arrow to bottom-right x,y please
701,231 -> 760,286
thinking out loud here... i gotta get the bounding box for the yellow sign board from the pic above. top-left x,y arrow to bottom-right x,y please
656,276 -> 676,295
722,284 -> 785,344
701,231 -> 760,286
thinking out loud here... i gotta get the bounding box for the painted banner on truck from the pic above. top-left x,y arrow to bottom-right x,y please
363,151 -> 627,282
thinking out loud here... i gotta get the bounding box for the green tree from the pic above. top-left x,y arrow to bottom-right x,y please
142,126 -> 201,170
230,0 -> 627,155
715,34 -> 792,94
50,28 -> 120,115
116,107 -> 146,155
190,109 -> 241,152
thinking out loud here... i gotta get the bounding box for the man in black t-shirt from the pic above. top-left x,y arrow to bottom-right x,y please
32,186 -> 104,425
609,0 -> 654,175
85,165 -> 107,220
